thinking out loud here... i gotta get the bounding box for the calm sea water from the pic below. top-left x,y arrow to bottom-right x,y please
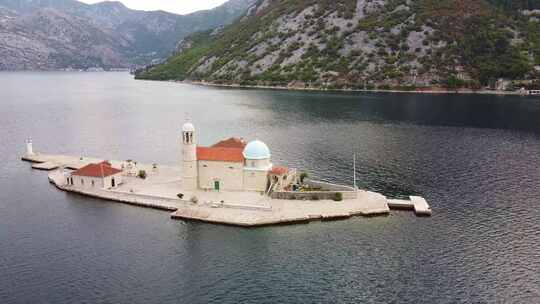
1,72 -> 539,304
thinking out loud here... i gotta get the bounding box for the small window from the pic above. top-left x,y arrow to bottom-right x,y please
229,166 -> 234,169
81,179 -> 84,185
91,180 -> 95,187
203,164 -> 208,168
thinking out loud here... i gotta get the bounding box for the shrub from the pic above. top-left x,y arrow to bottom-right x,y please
138,170 -> 147,179
334,192 -> 343,202
190,196 -> 199,204
300,172 -> 309,183
177,193 -> 184,199
444,75 -> 466,90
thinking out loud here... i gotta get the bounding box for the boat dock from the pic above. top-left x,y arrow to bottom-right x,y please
388,196 -> 432,216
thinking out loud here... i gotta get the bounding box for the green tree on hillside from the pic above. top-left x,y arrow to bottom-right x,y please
459,25 -> 531,84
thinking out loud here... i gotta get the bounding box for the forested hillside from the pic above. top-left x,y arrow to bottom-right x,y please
137,0 -> 540,91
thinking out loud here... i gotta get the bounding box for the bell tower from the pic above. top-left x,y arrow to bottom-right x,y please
181,121 -> 198,190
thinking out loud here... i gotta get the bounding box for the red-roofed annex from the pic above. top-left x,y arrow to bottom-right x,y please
68,161 -> 123,189
72,161 -> 122,178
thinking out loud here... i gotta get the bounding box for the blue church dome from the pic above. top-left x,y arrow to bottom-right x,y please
243,140 -> 271,160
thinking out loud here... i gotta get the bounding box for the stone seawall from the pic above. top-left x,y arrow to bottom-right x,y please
271,179 -> 357,200
305,179 -> 356,192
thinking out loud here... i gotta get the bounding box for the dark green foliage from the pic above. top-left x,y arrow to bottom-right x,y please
444,75 -> 467,90
137,0 -> 540,90
300,172 -> 309,183
459,26 -> 531,84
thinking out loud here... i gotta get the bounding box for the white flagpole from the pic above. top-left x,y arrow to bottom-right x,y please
353,153 -> 357,191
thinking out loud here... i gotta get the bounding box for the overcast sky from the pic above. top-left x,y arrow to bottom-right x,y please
79,0 -> 229,15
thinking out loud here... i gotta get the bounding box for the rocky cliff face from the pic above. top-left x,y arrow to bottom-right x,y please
137,0 -> 540,90
0,0 -> 256,70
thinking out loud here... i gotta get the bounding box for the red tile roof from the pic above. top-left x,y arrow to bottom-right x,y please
270,166 -> 289,175
197,147 -> 244,163
212,137 -> 247,149
72,162 -> 123,178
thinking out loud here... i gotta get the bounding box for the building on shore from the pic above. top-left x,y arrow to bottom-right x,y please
66,161 -> 123,189
181,121 -> 295,193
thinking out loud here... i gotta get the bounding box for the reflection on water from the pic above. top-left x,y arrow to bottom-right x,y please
0,72 -> 539,304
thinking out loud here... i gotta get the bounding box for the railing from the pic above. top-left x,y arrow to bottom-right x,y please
265,180 -> 277,197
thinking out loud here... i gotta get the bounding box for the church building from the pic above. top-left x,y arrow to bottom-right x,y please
181,121 -> 295,193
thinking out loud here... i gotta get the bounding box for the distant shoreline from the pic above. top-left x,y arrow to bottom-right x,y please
172,80 -> 527,96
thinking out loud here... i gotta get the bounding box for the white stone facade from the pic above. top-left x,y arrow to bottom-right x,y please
198,160 -> 244,191
242,168 -> 269,192
180,122 -> 282,193
68,172 -> 122,189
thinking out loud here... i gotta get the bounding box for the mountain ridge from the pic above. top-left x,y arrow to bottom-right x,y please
136,0 -> 540,91
0,0 -> 256,70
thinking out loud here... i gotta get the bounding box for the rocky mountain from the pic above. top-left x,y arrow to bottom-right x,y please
0,0 -> 256,70
136,0 -> 540,91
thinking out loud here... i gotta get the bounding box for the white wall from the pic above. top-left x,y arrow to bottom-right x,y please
198,160 -> 244,191
71,175 -> 103,189
69,173 -> 122,189
102,173 -> 123,189
244,158 -> 271,170
242,169 -> 268,192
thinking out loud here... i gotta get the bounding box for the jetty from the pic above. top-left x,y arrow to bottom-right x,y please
388,197 -> 432,216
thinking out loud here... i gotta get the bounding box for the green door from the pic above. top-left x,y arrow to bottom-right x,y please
214,181 -> 220,191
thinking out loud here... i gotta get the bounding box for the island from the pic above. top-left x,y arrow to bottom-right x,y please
21,121 -> 431,227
